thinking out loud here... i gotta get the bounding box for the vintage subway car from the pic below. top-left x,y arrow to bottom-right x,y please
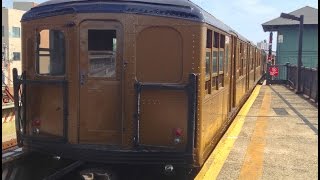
13,0 -> 266,176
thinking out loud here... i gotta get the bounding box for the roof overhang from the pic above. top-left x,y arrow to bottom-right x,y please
262,25 -> 281,32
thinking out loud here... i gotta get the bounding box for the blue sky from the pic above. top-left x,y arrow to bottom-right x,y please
3,0 -> 318,50
190,0 -> 318,50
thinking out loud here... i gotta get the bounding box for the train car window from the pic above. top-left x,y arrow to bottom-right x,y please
36,29 -> 65,75
243,46 -> 246,68
239,43 -> 244,77
205,51 -> 212,94
88,30 -> 116,77
205,52 -> 210,77
225,36 -> 230,75
213,32 -> 219,48
218,51 -> 224,87
220,35 -> 225,48
211,76 -> 217,90
212,51 -> 218,74
205,28 -> 212,95
258,51 -> 260,67
251,57 -> 254,70
251,49 -> 254,70
211,50 -> 218,90
225,46 -> 229,74
219,51 -> 224,73
218,75 -> 224,88
240,58 -> 243,76
206,29 -> 212,48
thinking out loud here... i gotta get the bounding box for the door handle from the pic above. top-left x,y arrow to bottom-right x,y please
80,71 -> 87,85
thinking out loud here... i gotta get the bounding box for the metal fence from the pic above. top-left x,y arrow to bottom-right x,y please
267,63 -> 318,103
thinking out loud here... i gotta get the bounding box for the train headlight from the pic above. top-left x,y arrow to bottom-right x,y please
33,127 -> 40,134
174,137 -> 181,144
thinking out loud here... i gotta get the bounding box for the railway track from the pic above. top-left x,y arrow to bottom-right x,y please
2,146 -> 191,180
2,147 -> 84,180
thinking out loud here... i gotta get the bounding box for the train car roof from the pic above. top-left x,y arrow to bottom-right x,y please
22,0 -> 250,42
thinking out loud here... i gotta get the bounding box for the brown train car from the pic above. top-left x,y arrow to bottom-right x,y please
13,0 -> 266,177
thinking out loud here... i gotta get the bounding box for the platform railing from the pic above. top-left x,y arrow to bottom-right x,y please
267,63 -> 318,103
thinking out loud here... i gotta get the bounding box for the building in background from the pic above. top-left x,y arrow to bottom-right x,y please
257,40 -> 268,51
256,40 -> 276,64
13,1 -> 38,11
262,6 -> 318,68
2,1 -> 38,86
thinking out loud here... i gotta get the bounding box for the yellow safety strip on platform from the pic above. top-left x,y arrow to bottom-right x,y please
239,87 -> 270,179
195,85 -> 262,180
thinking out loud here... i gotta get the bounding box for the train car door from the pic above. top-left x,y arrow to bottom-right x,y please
79,21 -> 123,145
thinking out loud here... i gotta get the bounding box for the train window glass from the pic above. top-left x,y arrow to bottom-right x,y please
205,51 -> 211,94
212,51 -> 218,74
251,57 -> 254,70
205,52 -> 210,77
218,75 -> 224,87
206,29 -> 212,48
225,46 -> 228,74
211,76 -> 217,89
88,30 -> 116,77
243,46 -> 246,68
213,32 -> 219,48
220,35 -> 225,48
218,50 -> 224,88
240,58 -> 243,76
37,29 -> 65,75
219,51 -> 224,73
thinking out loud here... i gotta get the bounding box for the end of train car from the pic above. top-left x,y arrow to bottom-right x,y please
13,0 -> 266,177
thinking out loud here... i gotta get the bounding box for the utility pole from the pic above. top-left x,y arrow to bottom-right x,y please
297,15 -> 304,94
280,13 -> 304,94
268,32 -> 273,64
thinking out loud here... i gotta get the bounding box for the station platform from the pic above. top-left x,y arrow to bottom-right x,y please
195,84 -> 318,180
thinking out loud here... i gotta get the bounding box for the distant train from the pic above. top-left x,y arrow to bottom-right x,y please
13,0 -> 266,178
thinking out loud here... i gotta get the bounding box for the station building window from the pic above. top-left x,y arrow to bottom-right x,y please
12,27 -> 20,38
12,52 -> 20,61
36,29 -> 65,76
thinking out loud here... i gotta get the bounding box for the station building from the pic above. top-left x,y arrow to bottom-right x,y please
262,6 -> 318,68
2,1 -> 38,86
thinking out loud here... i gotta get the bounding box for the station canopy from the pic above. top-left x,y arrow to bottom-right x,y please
262,6 -> 318,32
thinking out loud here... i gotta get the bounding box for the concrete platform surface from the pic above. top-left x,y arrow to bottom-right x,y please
196,84 -> 318,180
